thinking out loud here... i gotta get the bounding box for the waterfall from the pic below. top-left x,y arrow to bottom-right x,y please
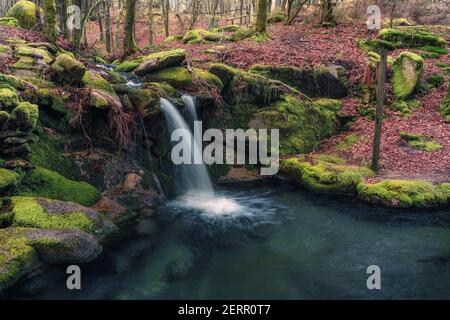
160,98 -> 214,194
181,95 -> 198,131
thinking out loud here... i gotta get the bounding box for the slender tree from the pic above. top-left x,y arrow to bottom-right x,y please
255,0 -> 268,33
124,0 -> 138,54
104,0 -> 112,53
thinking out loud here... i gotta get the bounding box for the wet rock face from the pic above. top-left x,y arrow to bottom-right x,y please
250,64 -> 349,99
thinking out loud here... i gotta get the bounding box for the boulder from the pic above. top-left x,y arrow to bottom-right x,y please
82,70 -> 122,109
6,0 -> 44,30
0,168 -> 19,191
0,87 -> 20,110
10,101 -> 39,131
50,54 -> 86,85
134,49 -> 186,76
391,51 -> 423,100
0,17 -> 20,27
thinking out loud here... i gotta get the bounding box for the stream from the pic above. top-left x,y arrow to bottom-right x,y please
5,184 -> 450,299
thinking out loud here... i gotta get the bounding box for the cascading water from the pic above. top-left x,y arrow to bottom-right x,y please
160,97 -> 250,217
160,98 -> 214,193
181,95 -> 198,131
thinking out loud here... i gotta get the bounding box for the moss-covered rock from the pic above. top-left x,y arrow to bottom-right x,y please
6,0 -> 44,30
399,131 -> 442,152
134,49 -> 186,76
50,54 -> 86,85
0,227 -> 39,292
391,99 -> 420,116
0,87 -> 20,110
356,180 -> 450,208
0,168 -> 19,190
357,39 -> 396,53
380,28 -> 446,49
182,29 -> 224,44
82,70 -> 121,109
249,95 -> 338,155
281,155 -> 374,196
142,67 -> 223,91
391,51 -> 423,100
212,25 -> 241,32
335,133 -> 363,150
250,64 -> 348,99
0,110 -> 10,126
314,98 -> 342,112
0,17 -> 20,27
229,27 -> 255,41
10,101 -> 39,130
20,167 -> 101,206
115,59 -> 143,72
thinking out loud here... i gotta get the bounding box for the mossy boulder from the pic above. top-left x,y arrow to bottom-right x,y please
399,131 -> 442,152
380,28 -> 446,49
0,111 -> 10,126
120,84 -> 168,118
6,0 -> 44,30
281,155 -> 374,196
0,87 -> 20,110
356,180 -> 450,208
0,226 -> 102,291
142,67 -> 223,91
10,196 -> 115,237
212,25 -> 241,32
82,70 -> 121,109
391,51 -> 423,100
182,29 -> 224,44
249,95 -> 338,155
357,39 -> 396,53
10,101 -> 39,130
0,17 -> 20,27
115,59 -> 143,73
228,27 -> 255,41
20,167 -> 101,206
0,168 -> 19,190
134,49 -> 186,76
250,64 -> 348,99
50,54 -> 86,85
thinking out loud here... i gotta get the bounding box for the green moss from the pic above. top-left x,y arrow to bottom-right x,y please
281,156 -> 373,196
0,110 -> 10,126
229,27 -> 255,41
29,133 -> 79,180
391,99 -> 420,116
15,45 -> 53,63
250,95 -> 338,155
212,25 -> 241,32
0,17 -> 20,27
10,102 -> 39,130
357,180 -> 449,208
51,54 -> 86,85
0,228 -> 38,291
182,29 -> 224,44
0,169 -> 19,190
426,74 -> 444,89
6,0 -> 44,30
436,62 -> 450,75
208,63 -> 239,86
419,45 -> 448,56
82,70 -> 116,95
399,131 -> 442,152
336,134 -> 363,150
380,28 -> 446,48
10,197 -> 94,232
0,73 -> 31,90
0,87 -> 20,109
314,98 -> 342,112
164,35 -> 183,43
115,59 -> 142,72
391,51 -> 424,100
139,49 -> 186,71
143,67 -> 223,91
267,10 -> 286,23
20,167 -> 100,206
357,39 -> 396,53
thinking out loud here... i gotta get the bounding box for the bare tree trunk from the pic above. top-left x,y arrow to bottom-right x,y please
104,0 -> 112,53
124,0 -> 137,55
256,0 -> 267,33
147,0 -> 154,45
371,50 -> 387,173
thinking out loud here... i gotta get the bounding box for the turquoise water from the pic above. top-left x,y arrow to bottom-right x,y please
6,184 -> 450,299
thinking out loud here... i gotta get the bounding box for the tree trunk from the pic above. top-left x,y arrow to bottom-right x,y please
320,0 -> 335,26
256,0 -> 268,33
104,0 -> 112,53
147,0 -> 154,45
98,7 -> 104,43
389,3 -> 396,28
61,0 -> 69,39
43,0 -> 57,44
124,0 -> 138,55
371,50 -> 387,173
